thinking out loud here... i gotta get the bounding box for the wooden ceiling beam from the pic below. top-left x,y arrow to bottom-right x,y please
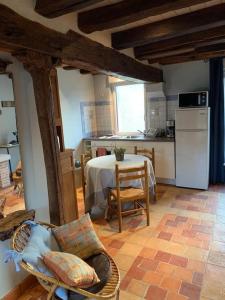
134,25 -> 225,60
35,0 -> 105,18
136,38 -> 225,61
112,3 -> 225,50
78,0 -> 208,34
0,4 -> 162,82
148,46 -> 225,65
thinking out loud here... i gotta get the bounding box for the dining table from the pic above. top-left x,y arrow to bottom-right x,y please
85,154 -> 156,219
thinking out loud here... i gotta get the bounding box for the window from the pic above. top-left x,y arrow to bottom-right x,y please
115,83 -> 145,133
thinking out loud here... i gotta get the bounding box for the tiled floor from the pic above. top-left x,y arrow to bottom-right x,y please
0,185 -> 25,216
17,184 -> 225,300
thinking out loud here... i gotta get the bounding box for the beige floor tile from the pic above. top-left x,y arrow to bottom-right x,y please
114,253 -> 136,271
119,290 -> 143,300
184,246 -> 209,261
127,278 -> 148,298
119,242 -> 143,257
201,280 -> 225,300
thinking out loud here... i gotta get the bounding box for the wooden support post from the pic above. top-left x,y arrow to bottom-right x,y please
14,50 -> 64,225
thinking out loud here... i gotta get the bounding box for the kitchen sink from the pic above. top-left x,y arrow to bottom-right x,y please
125,135 -> 140,139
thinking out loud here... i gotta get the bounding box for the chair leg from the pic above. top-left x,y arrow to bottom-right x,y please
117,200 -> 122,233
116,288 -> 120,300
146,196 -> 150,227
106,191 -> 112,221
47,284 -> 57,300
153,184 -> 157,203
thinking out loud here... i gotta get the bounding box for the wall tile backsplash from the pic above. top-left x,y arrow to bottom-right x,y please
166,95 -> 178,121
81,77 -> 179,137
80,100 -> 113,137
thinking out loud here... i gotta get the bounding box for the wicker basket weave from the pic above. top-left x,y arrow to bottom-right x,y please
11,222 -> 120,300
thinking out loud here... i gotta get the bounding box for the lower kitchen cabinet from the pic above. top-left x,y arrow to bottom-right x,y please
89,140 -> 175,185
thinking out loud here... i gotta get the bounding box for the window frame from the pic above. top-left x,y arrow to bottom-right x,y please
113,82 -> 146,135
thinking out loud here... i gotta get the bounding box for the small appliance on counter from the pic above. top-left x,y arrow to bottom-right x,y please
166,120 -> 175,138
178,91 -> 208,108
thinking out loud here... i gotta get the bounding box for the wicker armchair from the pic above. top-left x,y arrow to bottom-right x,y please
11,222 -> 120,300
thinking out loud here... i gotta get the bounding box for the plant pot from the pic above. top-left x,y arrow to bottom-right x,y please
115,152 -> 124,161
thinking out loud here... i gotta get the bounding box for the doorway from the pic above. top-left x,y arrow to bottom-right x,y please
0,73 -> 25,217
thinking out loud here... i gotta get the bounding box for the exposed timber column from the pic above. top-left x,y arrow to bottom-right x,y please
14,50 -> 63,225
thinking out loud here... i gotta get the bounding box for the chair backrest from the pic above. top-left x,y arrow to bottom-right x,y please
12,222 -> 55,252
115,161 -> 149,196
0,197 -> 6,217
96,147 -> 107,157
134,146 -> 155,172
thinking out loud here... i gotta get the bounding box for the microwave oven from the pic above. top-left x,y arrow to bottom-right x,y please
178,91 -> 208,108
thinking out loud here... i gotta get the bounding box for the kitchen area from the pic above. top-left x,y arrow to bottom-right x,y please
79,60 -> 210,191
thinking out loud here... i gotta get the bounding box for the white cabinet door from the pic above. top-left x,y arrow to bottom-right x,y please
89,140 -> 175,183
176,131 -> 209,189
145,142 -> 175,181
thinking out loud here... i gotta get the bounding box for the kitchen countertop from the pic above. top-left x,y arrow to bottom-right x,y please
83,136 -> 175,142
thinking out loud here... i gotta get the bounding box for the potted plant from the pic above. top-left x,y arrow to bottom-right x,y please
114,147 -> 126,161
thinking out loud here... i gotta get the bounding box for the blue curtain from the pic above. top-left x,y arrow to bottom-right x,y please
209,57 -> 225,184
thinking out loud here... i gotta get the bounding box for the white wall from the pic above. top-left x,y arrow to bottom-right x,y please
0,74 -> 21,171
0,74 -> 16,144
163,60 -> 209,95
0,54 -> 49,299
57,69 -> 95,156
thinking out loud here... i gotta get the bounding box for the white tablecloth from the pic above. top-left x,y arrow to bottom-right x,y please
85,154 -> 156,218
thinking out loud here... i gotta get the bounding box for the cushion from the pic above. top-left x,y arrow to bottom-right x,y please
69,253 -> 112,300
52,214 -> 105,259
22,222 -> 60,274
43,251 -> 100,288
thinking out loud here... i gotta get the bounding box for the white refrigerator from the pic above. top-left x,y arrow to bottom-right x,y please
175,108 -> 210,190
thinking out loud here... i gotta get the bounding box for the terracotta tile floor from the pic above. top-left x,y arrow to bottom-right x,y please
0,185 -> 25,216
17,184 -> 225,300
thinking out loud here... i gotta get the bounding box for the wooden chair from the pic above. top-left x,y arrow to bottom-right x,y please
108,161 -> 150,232
12,161 -> 23,197
80,153 -> 92,199
0,197 -> 6,219
11,222 -> 120,300
134,146 -> 155,172
134,146 -> 157,203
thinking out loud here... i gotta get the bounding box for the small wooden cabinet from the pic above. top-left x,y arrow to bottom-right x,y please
60,150 -> 79,223
51,68 -> 78,224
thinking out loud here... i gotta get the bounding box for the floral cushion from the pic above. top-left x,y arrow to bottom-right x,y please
43,251 -> 100,288
52,214 -> 105,259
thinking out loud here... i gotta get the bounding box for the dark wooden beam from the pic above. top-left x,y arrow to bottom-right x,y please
136,38 -> 225,61
78,0 -> 208,34
112,3 -> 225,50
35,0 -> 105,18
148,47 -> 225,65
134,25 -> 225,60
15,51 -> 64,225
0,4 -> 162,82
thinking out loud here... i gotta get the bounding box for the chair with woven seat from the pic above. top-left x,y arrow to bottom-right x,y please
11,222 -> 120,300
0,196 -> 6,219
12,160 -> 23,197
80,153 -> 92,200
134,146 -> 157,202
108,161 -> 150,232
